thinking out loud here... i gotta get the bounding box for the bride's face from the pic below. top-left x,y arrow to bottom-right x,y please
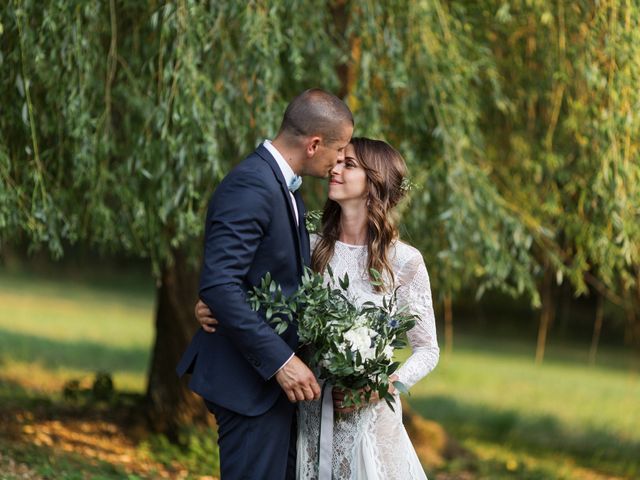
327,144 -> 368,205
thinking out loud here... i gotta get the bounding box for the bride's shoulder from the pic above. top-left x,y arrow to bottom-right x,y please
392,240 -> 429,283
393,240 -> 425,264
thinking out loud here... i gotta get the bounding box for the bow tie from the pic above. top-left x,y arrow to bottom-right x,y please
288,175 -> 302,193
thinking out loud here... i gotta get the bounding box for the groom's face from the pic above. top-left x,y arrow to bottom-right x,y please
306,123 -> 353,178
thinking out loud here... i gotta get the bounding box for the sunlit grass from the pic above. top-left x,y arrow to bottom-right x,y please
0,268 -> 154,393
0,362 -> 147,394
1,266 -> 639,479
405,336 -> 640,478
0,269 -> 153,345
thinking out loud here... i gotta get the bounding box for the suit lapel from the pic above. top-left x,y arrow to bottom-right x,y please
255,145 -> 305,272
294,191 -> 311,266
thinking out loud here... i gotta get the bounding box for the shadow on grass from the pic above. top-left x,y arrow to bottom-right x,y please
0,327 -> 149,375
414,395 -> 640,478
0,439 -> 135,480
0,376 -> 29,396
453,333 -> 640,375
0,266 -> 154,307
0,377 -> 55,415
0,381 -> 217,480
0,381 -> 133,479
0,422 -> 218,480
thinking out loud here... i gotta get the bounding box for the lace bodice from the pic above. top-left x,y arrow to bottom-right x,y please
297,235 -> 439,479
311,235 -> 439,387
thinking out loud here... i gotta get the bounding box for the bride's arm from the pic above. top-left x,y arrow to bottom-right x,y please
394,251 -> 440,389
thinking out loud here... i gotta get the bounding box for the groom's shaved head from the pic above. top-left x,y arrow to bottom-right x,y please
279,89 -> 353,143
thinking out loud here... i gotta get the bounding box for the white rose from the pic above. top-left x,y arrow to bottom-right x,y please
344,326 -> 377,365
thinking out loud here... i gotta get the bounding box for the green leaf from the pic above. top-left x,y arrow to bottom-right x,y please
339,272 -> 349,290
393,380 -> 409,396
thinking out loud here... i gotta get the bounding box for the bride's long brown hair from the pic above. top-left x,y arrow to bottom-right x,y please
311,137 -> 408,292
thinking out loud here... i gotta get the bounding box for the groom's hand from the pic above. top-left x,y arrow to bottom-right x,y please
275,356 -> 321,402
195,299 -> 218,333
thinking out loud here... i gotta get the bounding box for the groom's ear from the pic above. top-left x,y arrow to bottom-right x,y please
306,136 -> 322,157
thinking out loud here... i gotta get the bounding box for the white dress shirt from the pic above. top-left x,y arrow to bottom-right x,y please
262,140 -> 299,374
263,140 -> 299,225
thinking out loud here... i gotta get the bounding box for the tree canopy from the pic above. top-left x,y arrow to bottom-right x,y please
2,1 -> 639,376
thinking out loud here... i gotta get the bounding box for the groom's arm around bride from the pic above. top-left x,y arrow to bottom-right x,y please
176,88 -> 353,480
176,144 -> 322,407
176,146 -> 319,479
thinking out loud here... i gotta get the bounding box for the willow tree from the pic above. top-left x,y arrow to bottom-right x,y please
336,1 -> 546,357
320,0 -> 640,360
1,0 -> 342,433
463,0 -> 640,361
2,0 -> 638,437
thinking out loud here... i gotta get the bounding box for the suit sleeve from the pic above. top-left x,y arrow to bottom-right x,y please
199,170 -> 294,381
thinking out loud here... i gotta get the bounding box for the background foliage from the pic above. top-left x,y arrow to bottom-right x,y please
1,0 -> 639,427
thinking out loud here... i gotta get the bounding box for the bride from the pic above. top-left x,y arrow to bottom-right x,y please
197,137 -> 439,479
298,137 -> 439,479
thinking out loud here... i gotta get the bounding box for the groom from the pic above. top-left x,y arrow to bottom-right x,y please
177,89 -> 353,479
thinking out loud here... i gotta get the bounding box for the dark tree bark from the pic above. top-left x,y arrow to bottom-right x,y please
588,294 -> 604,365
146,249 -> 213,437
624,273 -> 640,349
535,267 -> 556,365
329,0 -> 352,100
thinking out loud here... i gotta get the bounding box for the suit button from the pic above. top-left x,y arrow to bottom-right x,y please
248,356 -> 260,367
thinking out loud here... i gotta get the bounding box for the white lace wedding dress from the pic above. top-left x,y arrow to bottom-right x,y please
297,236 -> 440,480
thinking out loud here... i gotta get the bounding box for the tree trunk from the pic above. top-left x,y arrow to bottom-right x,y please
146,249 -> 212,438
535,268 -> 555,365
329,0 -> 354,100
589,294 -> 604,365
632,311 -> 640,350
443,293 -> 453,357
630,271 -> 640,349
623,305 -> 634,346
624,298 -> 640,350
633,270 -> 640,349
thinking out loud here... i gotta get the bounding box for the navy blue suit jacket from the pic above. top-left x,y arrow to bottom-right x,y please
177,145 -> 311,416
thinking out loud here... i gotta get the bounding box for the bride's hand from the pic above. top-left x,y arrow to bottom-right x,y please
387,374 -> 399,395
333,375 -> 399,413
332,387 -> 358,414
195,299 -> 219,333
362,375 -> 399,403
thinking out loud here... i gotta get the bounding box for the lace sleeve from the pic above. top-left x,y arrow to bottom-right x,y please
394,249 -> 440,389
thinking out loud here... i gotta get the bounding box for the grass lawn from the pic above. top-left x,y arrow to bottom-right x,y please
0,266 -> 638,479
0,266 -> 154,393
407,336 -> 640,479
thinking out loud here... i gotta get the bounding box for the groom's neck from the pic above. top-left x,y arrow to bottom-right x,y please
272,136 -> 304,175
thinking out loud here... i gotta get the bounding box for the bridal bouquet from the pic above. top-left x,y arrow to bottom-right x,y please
249,266 -> 416,409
